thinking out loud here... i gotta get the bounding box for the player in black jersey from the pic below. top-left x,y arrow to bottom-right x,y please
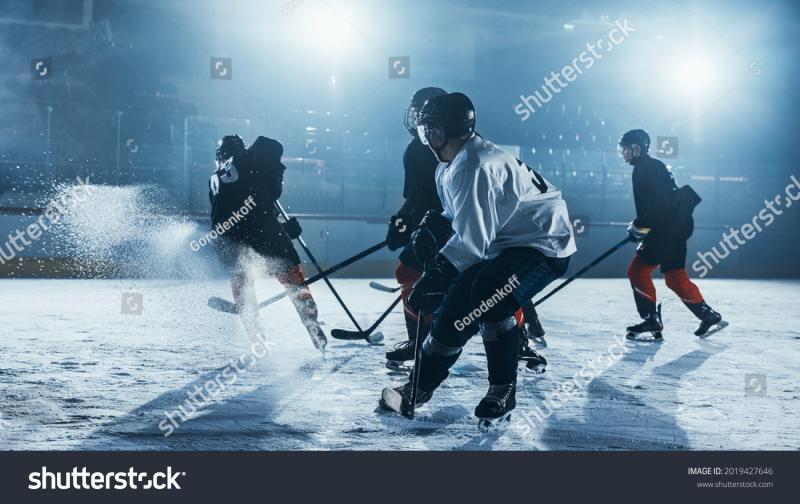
619,129 -> 725,340
209,135 -> 326,352
384,87 -> 448,370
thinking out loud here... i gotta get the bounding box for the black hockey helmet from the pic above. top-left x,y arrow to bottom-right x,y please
619,129 -> 650,153
416,92 -> 476,147
216,134 -> 246,162
403,86 -> 447,135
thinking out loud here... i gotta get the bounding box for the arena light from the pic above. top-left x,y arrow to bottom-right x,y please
306,6 -> 355,55
675,55 -> 716,97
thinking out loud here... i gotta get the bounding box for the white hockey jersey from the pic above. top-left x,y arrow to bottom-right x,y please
436,134 -> 577,272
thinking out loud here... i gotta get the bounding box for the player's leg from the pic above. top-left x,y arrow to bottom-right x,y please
520,300 -> 547,349
626,253 -> 663,340
379,264 -> 482,415
385,261 -> 432,369
469,248 -> 568,427
275,261 -> 327,352
627,254 -> 659,318
214,238 -> 270,344
661,240 -> 727,336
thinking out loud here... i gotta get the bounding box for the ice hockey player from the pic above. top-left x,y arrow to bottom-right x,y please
209,134 -> 326,353
384,87 -> 548,373
619,129 -> 725,340
384,86 -> 448,371
379,93 -> 576,430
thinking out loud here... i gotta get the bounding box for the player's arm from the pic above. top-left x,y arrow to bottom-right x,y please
633,165 -> 671,230
440,166 -> 501,271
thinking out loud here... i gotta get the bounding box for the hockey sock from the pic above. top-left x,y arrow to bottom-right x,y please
480,318 -> 521,385
276,264 -> 321,327
627,255 -> 658,318
418,334 -> 462,391
395,262 -> 432,341
684,300 -> 716,320
520,302 -> 545,336
231,273 -> 269,342
663,269 -> 705,318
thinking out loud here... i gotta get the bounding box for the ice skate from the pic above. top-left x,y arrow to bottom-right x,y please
626,304 -> 663,342
475,382 -> 516,432
525,313 -> 547,348
530,334 -> 547,349
305,323 -> 328,356
385,340 -> 416,372
518,336 -> 547,374
379,379 -> 434,419
692,302 -> 728,337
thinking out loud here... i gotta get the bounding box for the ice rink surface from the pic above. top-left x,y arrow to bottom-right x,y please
1,278 -> 798,451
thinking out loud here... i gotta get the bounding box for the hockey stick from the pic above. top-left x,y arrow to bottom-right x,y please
274,201 -> 363,332
407,307 -> 426,420
330,294 -> 401,343
532,237 -> 632,308
208,240 -> 388,314
369,281 -> 401,293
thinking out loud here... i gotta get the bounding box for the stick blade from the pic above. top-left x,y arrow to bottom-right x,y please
369,281 -> 401,293
330,329 -> 367,340
208,296 -> 240,314
329,329 -> 383,344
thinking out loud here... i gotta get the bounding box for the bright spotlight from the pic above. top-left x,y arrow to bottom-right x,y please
675,55 -> 715,95
306,8 -> 354,54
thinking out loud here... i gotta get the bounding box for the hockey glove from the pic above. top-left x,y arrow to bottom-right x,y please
627,222 -> 651,243
386,214 -> 412,251
283,217 -> 303,240
411,210 -> 454,265
408,254 -> 459,313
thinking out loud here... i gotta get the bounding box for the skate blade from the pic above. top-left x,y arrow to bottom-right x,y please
522,362 -> 546,374
379,388 -> 414,419
379,388 -> 402,413
531,336 -> 547,349
477,411 -> 512,433
697,320 -> 729,338
385,360 -> 412,373
626,331 -> 663,342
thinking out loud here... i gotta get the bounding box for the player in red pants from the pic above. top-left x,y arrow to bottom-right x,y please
384,87 -> 448,370
210,135 -> 326,353
619,129 -> 725,340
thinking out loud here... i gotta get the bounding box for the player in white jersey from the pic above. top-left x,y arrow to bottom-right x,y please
379,92 -> 577,429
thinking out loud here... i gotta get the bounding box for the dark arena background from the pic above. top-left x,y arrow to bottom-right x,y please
1,0 -> 799,488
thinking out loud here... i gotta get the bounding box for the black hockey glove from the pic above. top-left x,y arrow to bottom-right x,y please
283,217 -> 303,240
411,210 -> 454,265
408,254 -> 459,313
386,214 -> 412,251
